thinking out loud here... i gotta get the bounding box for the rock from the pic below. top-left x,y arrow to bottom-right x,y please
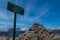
18,23 -> 60,40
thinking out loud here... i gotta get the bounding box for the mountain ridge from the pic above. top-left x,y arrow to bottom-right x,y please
0,27 -> 60,37
0,28 -> 26,37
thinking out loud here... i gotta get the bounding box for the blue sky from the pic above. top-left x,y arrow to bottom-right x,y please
0,0 -> 60,31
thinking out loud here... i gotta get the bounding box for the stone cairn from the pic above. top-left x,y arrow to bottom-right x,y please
18,23 -> 60,40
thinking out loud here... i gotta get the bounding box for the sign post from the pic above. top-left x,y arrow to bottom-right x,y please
7,1 -> 24,40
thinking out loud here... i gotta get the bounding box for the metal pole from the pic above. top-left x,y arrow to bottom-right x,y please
13,13 -> 16,40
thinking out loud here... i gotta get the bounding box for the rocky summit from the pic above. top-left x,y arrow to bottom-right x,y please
18,23 -> 60,40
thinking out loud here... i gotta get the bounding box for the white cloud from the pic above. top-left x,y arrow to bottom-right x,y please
0,25 -> 9,31
25,0 -> 37,17
50,27 -> 60,30
17,0 -> 43,23
29,4 -> 51,23
20,27 -> 26,31
16,23 -> 26,27
44,24 -> 60,30
37,4 -> 51,19
16,1 -> 51,28
0,21 -> 26,27
0,21 -> 27,31
0,0 -> 51,30
0,10 -> 9,21
0,21 -> 13,25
